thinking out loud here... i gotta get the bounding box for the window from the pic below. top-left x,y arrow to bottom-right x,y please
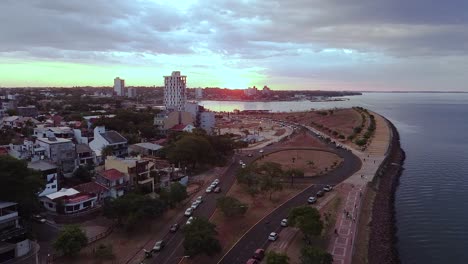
83,201 -> 92,207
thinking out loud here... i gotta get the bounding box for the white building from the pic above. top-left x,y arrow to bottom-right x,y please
114,77 -> 125,96
244,86 -> 258,97
199,111 -> 216,134
0,202 -> 32,262
127,87 -> 137,98
27,160 -> 59,197
89,126 -> 128,162
164,71 -> 187,111
195,88 -> 203,99
36,137 -> 76,176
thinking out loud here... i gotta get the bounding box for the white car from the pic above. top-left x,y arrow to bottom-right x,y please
323,185 -> 333,192
195,196 -> 203,204
184,208 -> 193,216
268,232 -> 279,241
206,186 -> 213,193
259,149 -> 264,154
307,196 -> 317,204
191,201 -> 200,210
239,160 -> 244,165
186,216 -> 194,225
280,219 -> 288,227
213,179 -> 220,185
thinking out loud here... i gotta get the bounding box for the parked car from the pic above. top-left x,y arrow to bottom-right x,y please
268,232 -> 279,241
246,259 -> 259,264
214,187 -> 221,193
191,201 -> 200,210
280,218 -> 288,227
153,240 -> 165,252
186,216 -> 194,225
316,190 -> 325,197
213,179 -> 220,185
241,164 -> 246,169
239,160 -> 244,165
169,223 -> 179,233
323,185 -> 333,192
307,196 -> 317,204
259,149 -> 264,154
33,214 -> 46,224
247,153 -> 253,157
185,208 -> 193,216
195,196 -> 203,204
206,186 -> 213,193
253,249 -> 265,260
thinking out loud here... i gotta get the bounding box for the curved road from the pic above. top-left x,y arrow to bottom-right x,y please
147,128 -> 361,264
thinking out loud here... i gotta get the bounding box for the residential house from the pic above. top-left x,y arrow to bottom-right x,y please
153,111 -> 193,135
170,123 -> 194,133
34,126 -> 74,139
105,156 -> 155,194
89,126 -> 128,163
36,137 -> 76,176
27,160 -> 58,197
41,188 -> 97,214
128,142 -> 163,156
16,106 -> 38,117
0,202 -> 32,263
96,169 -> 127,198
76,143 -> 95,166
74,182 -> 109,203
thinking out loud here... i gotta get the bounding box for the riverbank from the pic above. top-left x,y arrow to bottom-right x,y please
367,119 -> 405,264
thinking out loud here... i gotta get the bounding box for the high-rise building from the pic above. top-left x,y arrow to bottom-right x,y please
127,87 -> 137,98
195,88 -> 203,99
114,77 -> 125,96
164,71 -> 186,111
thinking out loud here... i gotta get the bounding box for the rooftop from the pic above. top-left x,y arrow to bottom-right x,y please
74,182 -> 108,194
133,142 -> 163,151
27,160 -> 57,171
45,188 -> 80,200
76,143 -> 93,154
0,201 -> 17,209
101,169 -> 124,181
101,131 -> 127,144
37,137 -> 72,144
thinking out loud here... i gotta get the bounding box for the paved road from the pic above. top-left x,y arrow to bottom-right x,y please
218,138 -> 362,264
31,221 -> 60,263
148,128 -> 360,264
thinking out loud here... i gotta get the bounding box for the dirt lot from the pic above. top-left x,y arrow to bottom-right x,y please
278,131 -> 326,149
257,150 -> 342,176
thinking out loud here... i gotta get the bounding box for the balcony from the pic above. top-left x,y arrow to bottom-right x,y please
0,209 -> 18,223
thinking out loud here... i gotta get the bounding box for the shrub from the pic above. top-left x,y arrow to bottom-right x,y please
355,138 -> 367,146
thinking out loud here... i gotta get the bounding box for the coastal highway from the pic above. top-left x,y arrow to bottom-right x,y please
148,129 -> 360,264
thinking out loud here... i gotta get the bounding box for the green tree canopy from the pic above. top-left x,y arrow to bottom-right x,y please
266,251 -> 290,264
0,156 -> 43,217
183,217 -> 221,257
166,135 -> 216,168
161,182 -> 188,207
73,165 -> 94,183
288,206 -> 324,244
300,246 -> 333,264
216,196 -> 248,217
53,225 -> 88,256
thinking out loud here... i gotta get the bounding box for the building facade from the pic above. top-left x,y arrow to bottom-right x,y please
164,71 -> 186,111
114,77 -> 125,96
127,87 -> 137,98
36,137 -> 76,176
199,111 -> 216,134
27,160 -> 58,197
0,202 -> 31,263
89,126 -> 128,161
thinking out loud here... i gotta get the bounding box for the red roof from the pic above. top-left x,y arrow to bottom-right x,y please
74,181 -> 108,194
0,147 -> 8,156
100,169 -> 124,181
170,124 -> 189,131
64,193 -> 94,204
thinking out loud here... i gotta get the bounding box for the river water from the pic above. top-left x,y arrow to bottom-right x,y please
200,93 -> 468,264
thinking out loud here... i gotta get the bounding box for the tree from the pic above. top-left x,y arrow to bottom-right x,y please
166,135 -> 216,168
258,162 -> 284,200
266,251 -> 290,264
183,218 -> 221,257
300,246 -> 333,264
167,182 -> 188,207
5,109 -> 17,116
216,196 -> 248,217
53,225 -> 88,256
73,165 -> 94,183
0,156 -> 43,217
288,206 -> 323,244
101,145 -> 114,158
285,168 -> 304,186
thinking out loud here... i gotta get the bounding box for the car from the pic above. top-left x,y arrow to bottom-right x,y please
153,240 -> 165,252
307,196 -> 317,204
214,187 -> 221,193
323,185 -> 333,192
210,183 -> 217,189
191,201 -> 200,210
33,214 -> 46,224
186,216 -> 194,225
247,153 -> 253,157
213,179 -> 220,185
239,160 -> 244,165
241,163 -> 246,169
184,208 -> 193,216
169,223 -> 179,233
246,259 -> 259,264
268,232 -> 279,241
195,196 -> 203,204
280,218 -> 288,227
253,249 -> 265,260
316,190 -> 325,197
206,186 -> 213,193
259,149 -> 264,154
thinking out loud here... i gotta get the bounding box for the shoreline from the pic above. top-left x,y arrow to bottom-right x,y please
367,118 -> 405,264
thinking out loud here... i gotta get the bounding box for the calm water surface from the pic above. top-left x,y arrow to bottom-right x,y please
201,93 -> 468,264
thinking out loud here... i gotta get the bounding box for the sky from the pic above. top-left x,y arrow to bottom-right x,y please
1,0 -> 468,91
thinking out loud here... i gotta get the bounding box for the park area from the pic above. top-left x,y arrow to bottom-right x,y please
256,149 -> 342,176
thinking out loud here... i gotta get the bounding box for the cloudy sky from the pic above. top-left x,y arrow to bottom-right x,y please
1,0 -> 467,91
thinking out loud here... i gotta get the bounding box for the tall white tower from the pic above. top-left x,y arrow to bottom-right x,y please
164,71 -> 187,111
114,77 -> 125,96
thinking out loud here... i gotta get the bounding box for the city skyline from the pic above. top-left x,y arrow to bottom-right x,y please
1,1 -> 468,91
